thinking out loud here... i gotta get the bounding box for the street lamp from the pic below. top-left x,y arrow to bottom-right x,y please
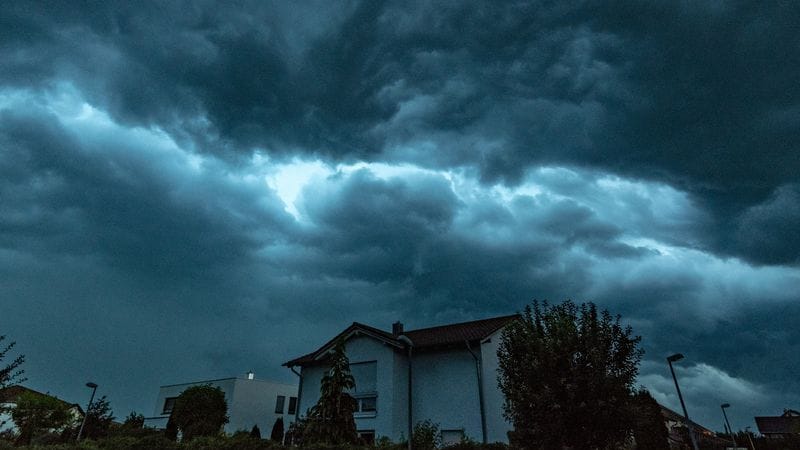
744,426 -> 756,450
721,403 -> 737,448
667,353 -> 699,450
76,382 -> 98,441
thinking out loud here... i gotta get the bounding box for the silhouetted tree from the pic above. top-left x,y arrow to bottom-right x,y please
165,415 -> 178,441
169,385 -> 229,441
250,424 -> 261,439
631,389 -> 670,450
303,338 -> 358,445
11,390 -> 71,445
498,300 -> 643,450
81,395 -> 115,439
411,420 -> 441,450
122,411 -> 145,429
270,417 -> 284,442
0,335 -> 25,389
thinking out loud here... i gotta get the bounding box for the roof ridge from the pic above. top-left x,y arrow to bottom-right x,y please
405,313 -> 520,334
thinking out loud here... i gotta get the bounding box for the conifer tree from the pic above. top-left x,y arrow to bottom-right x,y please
303,338 -> 358,445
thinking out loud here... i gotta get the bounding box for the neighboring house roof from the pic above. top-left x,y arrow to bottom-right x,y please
284,314 -> 520,367
0,385 -> 83,414
659,404 -> 714,436
755,409 -> 800,435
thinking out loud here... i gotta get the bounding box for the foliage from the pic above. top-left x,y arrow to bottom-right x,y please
11,391 -> 72,445
81,395 -> 115,440
498,300 -> 644,450
0,335 -> 25,389
411,420 -> 441,450
169,385 -> 229,441
121,412 -> 144,429
303,339 -> 358,445
250,424 -> 261,439
270,417 -> 284,442
630,389 -> 669,450
182,433 -> 276,450
165,415 -> 178,441
284,416 -> 307,447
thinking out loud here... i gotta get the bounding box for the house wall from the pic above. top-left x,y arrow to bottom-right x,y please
412,347 -> 483,443
146,378 -> 297,436
298,335 -> 404,441
480,329 -> 512,443
392,350 -> 410,441
295,327 -> 514,444
229,378 -> 297,435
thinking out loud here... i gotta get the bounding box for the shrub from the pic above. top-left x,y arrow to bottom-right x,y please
412,420 -> 441,450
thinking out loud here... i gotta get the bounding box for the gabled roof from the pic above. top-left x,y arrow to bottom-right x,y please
403,314 -> 519,348
0,385 -> 83,413
659,404 -> 714,436
755,410 -> 800,435
284,314 -> 519,367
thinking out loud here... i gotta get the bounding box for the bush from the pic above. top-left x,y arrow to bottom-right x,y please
411,420 -> 441,450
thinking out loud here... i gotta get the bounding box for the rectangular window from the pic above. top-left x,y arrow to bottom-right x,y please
358,430 -> 376,445
359,396 -> 376,412
288,396 -> 297,415
275,395 -> 286,414
162,397 -> 177,415
441,430 -> 465,447
353,395 -> 377,416
349,361 -> 377,393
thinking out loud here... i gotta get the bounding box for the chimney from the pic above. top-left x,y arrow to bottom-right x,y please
392,321 -> 404,336
247,371 -> 254,380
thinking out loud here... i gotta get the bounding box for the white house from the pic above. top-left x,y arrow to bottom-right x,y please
0,385 -> 84,436
283,315 -> 519,445
142,373 -> 298,437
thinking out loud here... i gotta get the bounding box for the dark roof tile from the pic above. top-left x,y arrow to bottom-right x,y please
284,314 -> 519,367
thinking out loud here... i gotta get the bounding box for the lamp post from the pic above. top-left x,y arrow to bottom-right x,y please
744,426 -> 756,450
721,403 -> 737,448
667,353 -> 699,450
76,382 -> 98,441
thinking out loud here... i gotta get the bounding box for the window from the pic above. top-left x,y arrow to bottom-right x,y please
287,396 -> 297,415
358,430 -> 375,445
353,395 -> 377,416
441,430 -> 465,447
358,396 -> 376,412
162,397 -> 177,415
275,395 -> 286,414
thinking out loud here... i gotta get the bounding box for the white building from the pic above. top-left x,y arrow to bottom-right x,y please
283,315 -> 518,445
0,385 -> 83,435
143,374 -> 298,437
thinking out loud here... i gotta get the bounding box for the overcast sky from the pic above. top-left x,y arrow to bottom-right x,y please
2,0 -> 799,433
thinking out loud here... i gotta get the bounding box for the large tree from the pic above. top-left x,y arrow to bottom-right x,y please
11,390 -> 71,445
498,300 -> 644,450
303,338 -> 358,445
169,385 -> 229,441
0,335 -> 25,389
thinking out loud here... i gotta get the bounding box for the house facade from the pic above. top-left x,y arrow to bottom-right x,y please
755,409 -> 800,439
283,315 -> 518,445
0,385 -> 84,435
142,373 -> 298,437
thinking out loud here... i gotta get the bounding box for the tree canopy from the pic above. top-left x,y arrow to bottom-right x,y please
80,395 -> 115,440
498,300 -> 644,450
11,390 -> 72,445
631,389 -> 670,450
303,338 -> 358,445
169,385 -> 229,441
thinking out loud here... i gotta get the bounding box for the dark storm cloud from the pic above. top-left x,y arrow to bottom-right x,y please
0,101 -> 293,284
2,0 -> 799,433
4,0 -> 798,264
